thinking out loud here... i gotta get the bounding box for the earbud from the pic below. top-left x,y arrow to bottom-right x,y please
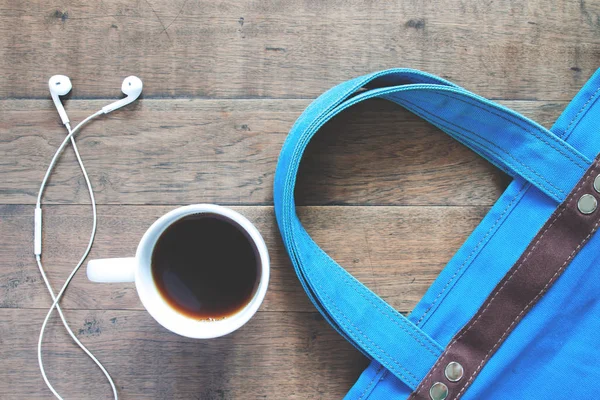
48,75 -> 72,126
102,76 -> 143,114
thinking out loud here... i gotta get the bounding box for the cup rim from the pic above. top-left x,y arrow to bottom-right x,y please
134,204 -> 270,339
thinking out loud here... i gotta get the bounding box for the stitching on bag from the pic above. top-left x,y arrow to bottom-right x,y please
413,90 -> 590,168
307,233 -> 442,356
310,231 -> 442,355
287,204 -> 443,353
376,98 -> 540,326
563,86 -> 600,138
285,79 -> 577,210
398,98 -> 573,329
283,83 -> 574,240
456,174 -> 600,398
292,202 -> 436,388
393,96 -> 567,198
319,285 -> 420,388
284,70 -> 405,164
415,161 -> 599,397
331,264 -> 441,354
357,365 -> 385,400
456,217 -> 600,397
415,183 -> 527,326
431,92 -> 589,168
287,218 -> 425,388
386,91 -> 587,169
283,88 -> 539,383
451,162 -> 592,346
279,80 -> 596,397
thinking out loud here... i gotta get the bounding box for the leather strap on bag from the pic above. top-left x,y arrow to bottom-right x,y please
409,154 -> 600,399
273,69 -> 594,391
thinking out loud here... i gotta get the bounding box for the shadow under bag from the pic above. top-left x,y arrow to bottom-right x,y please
273,68 -> 600,399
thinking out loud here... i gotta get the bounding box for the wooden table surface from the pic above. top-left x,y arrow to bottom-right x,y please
2,1 -> 600,398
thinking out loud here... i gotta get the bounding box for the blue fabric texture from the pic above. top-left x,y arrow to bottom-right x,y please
273,69 -> 600,399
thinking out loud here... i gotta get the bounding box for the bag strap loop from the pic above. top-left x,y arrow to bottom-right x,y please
273,69 -> 592,389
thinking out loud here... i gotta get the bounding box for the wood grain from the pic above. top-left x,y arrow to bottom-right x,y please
1,0 -> 599,100
2,0 -> 598,398
1,99 -> 564,206
0,308 -> 368,399
0,204 -> 485,313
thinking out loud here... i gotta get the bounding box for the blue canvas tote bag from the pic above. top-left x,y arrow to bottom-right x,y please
273,69 -> 600,399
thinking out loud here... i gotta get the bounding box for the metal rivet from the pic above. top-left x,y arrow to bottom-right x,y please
578,194 -> 597,214
444,361 -> 464,382
594,175 -> 600,194
429,382 -> 449,400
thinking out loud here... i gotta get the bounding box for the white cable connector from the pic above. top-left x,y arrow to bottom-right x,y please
34,207 -> 42,256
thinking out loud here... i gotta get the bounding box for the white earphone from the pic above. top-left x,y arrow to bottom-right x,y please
102,76 -> 143,114
48,75 -> 72,125
48,74 -> 143,125
36,75 -> 143,400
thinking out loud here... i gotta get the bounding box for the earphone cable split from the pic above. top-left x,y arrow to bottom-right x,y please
35,111 -> 116,400
35,75 -> 142,400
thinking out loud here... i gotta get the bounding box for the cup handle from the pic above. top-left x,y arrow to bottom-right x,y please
87,257 -> 136,283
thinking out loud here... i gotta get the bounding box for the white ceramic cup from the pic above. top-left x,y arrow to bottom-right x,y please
86,204 -> 269,339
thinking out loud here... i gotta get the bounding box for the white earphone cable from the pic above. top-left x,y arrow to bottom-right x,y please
35,111 -> 118,400
36,111 -> 101,207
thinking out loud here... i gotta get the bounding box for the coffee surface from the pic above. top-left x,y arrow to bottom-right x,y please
151,213 -> 259,320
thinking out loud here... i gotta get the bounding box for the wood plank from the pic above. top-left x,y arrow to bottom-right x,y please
0,204 -> 486,313
1,0 -> 598,100
3,2 -> 596,399
0,98 -> 565,206
0,308 -> 368,399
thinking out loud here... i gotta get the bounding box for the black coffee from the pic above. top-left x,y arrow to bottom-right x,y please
151,213 -> 260,320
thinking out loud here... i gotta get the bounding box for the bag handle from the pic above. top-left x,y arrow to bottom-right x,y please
273,69 -> 593,389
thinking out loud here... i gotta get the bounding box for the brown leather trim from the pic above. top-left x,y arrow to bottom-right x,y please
409,155 -> 600,400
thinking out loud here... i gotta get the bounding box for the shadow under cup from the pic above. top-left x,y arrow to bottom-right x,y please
135,205 -> 269,339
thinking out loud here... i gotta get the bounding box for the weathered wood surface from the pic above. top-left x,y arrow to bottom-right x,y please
1,0 -> 599,100
2,0 -> 598,398
0,204 -> 486,313
1,203 -> 484,399
0,308 -> 368,399
1,99 -> 563,206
